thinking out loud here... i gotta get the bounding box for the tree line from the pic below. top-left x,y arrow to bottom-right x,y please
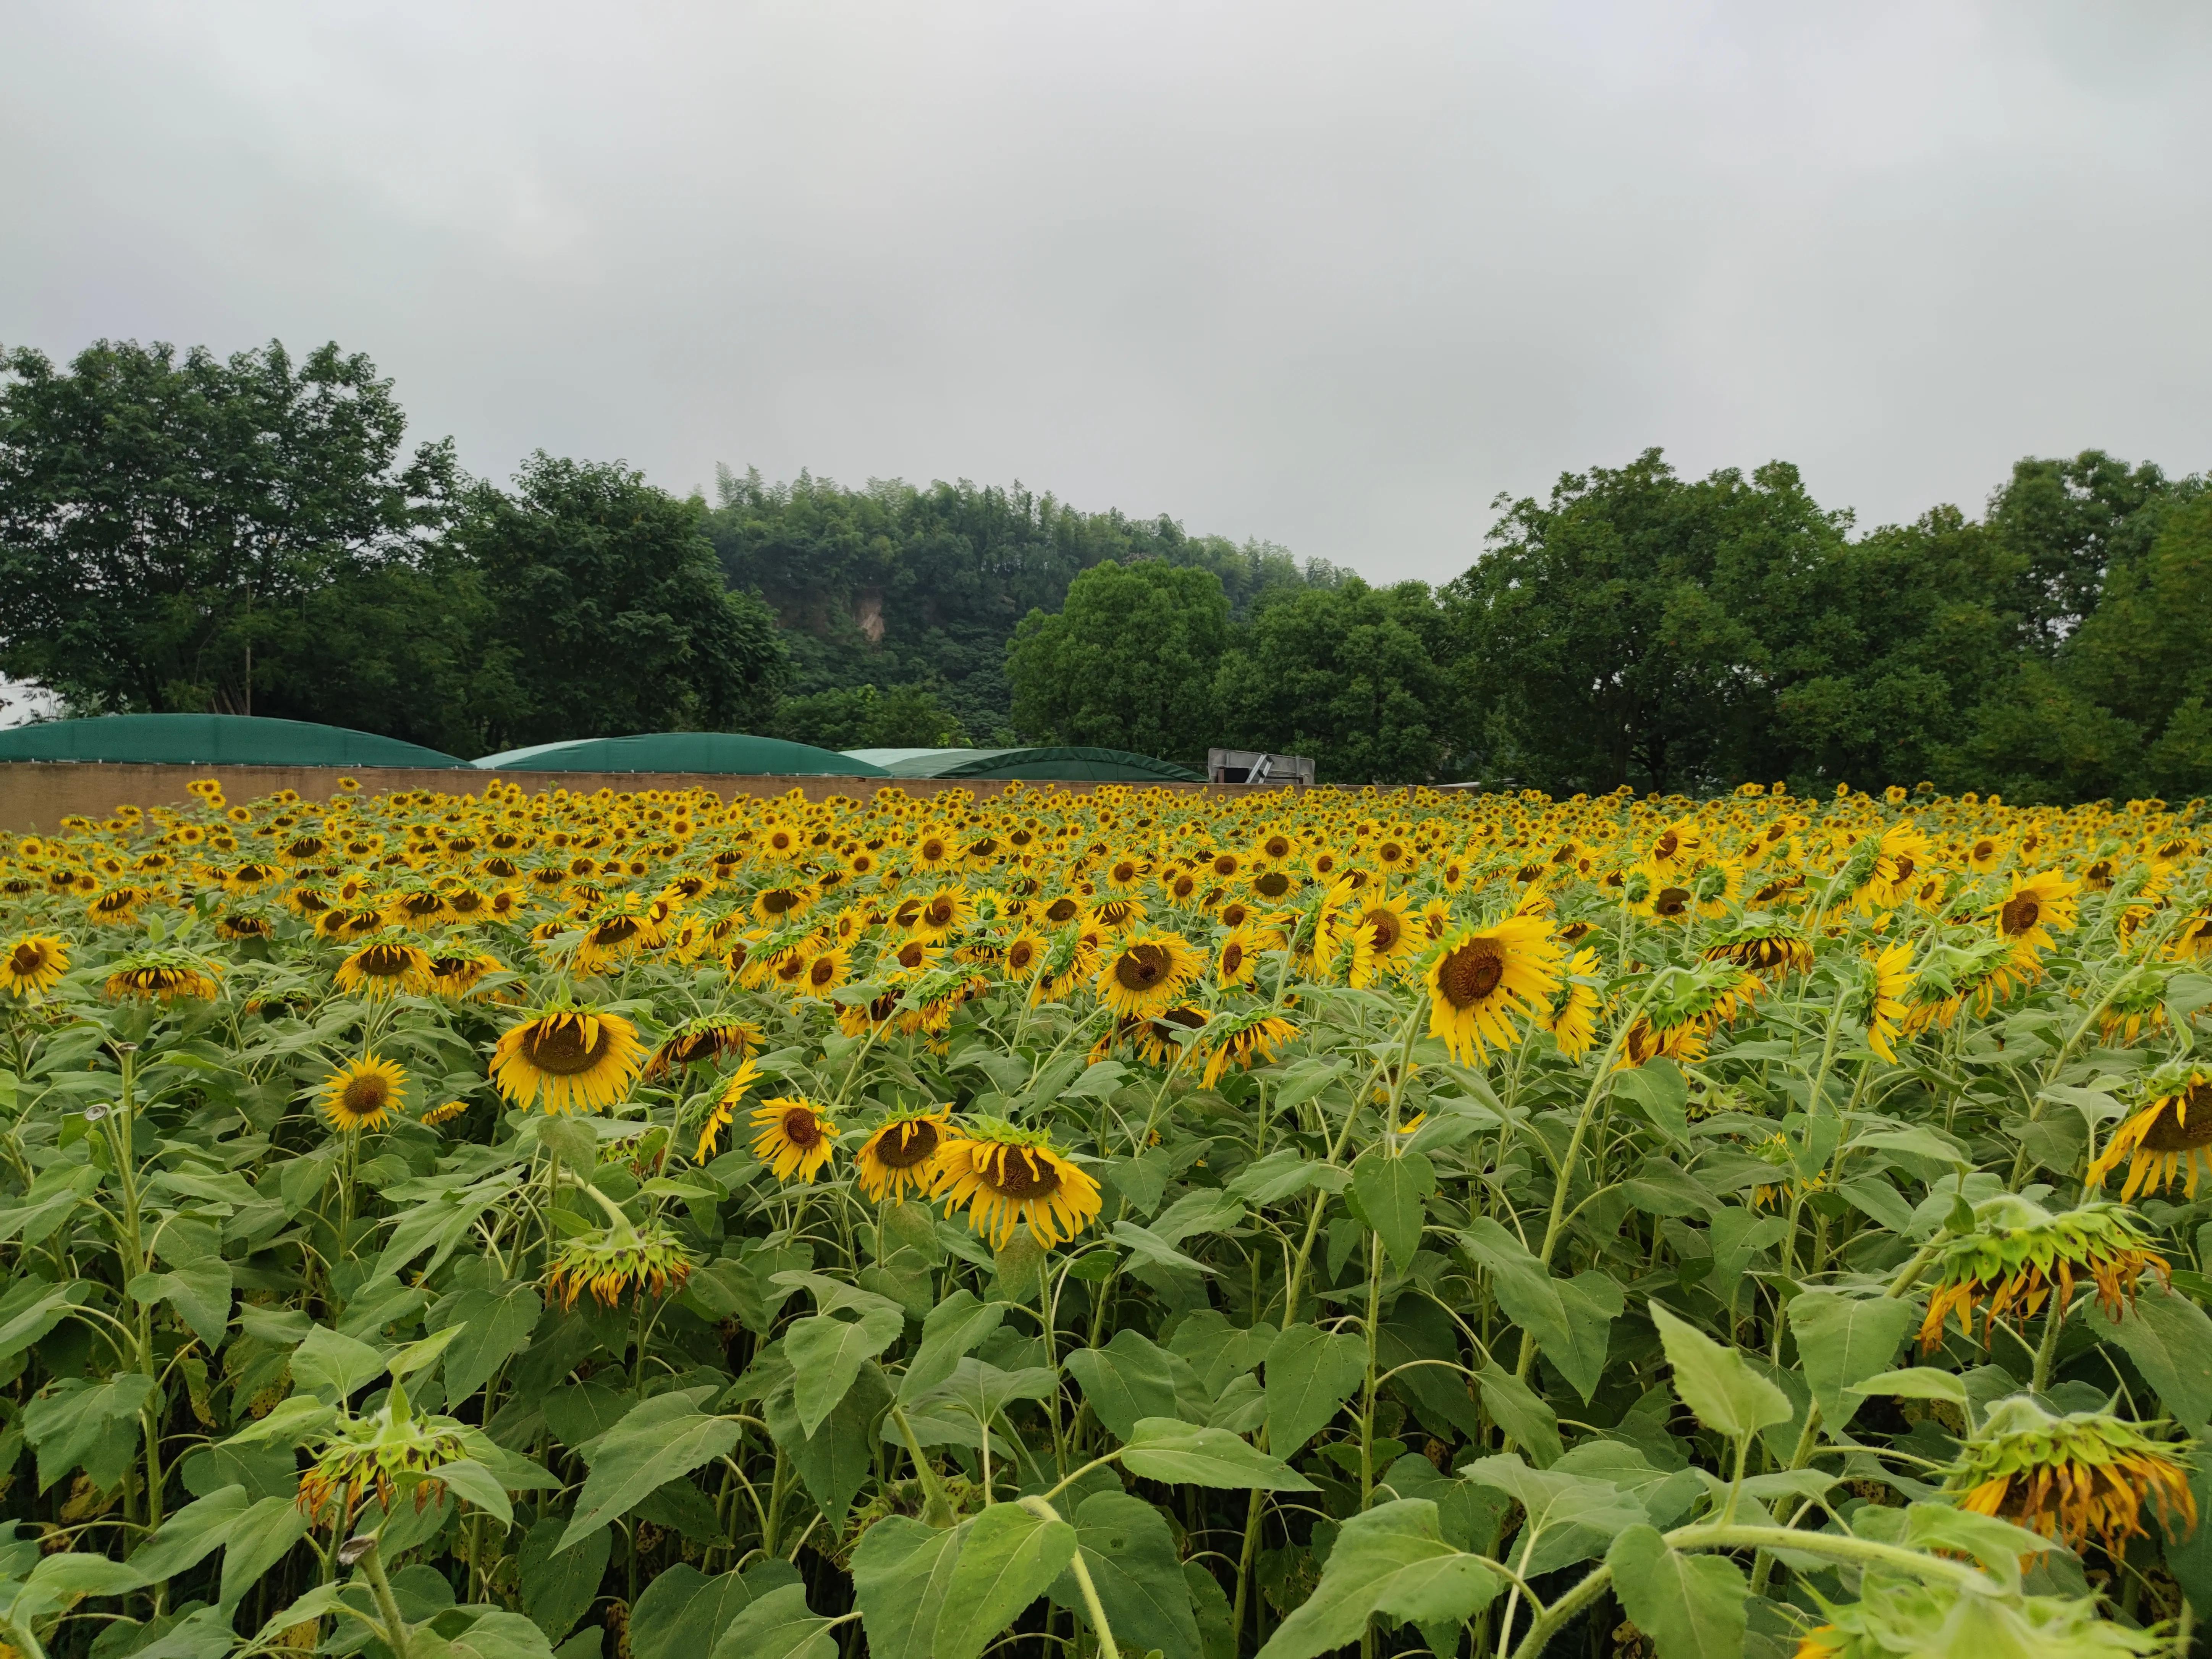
3,336 -> 2206,800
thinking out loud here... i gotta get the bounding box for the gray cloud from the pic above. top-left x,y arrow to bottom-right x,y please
5,0 -> 2208,584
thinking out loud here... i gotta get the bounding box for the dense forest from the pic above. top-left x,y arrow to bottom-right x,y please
2,335 -> 2207,800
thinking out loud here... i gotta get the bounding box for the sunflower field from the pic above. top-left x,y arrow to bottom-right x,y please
4,775 -> 2212,1659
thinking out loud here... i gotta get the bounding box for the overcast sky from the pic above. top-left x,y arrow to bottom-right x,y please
5,1 -> 2208,585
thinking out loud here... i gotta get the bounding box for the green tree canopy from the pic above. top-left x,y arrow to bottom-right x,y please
1007,559 -> 1231,767
767,682 -> 968,751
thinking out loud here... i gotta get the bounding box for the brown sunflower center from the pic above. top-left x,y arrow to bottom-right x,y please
10,943 -> 48,974
808,957 -> 839,987
923,898 -> 955,928
2000,894 -> 2041,935
1008,941 -> 1037,971
875,1120 -> 940,1168
896,940 -> 929,969
2144,1087 -> 2212,1151
1221,941 -> 1245,975
1254,870 -> 1291,899
521,1017 -> 616,1076
1437,942 -> 1505,1009
1115,944 -> 1171,990
760,888 -> 803,915
1364,909 -> 1402,953
358,944 -> 417,977
783,1108 -> 824,1148
986,1147 -> 1060,1200
1045,897 -> 1080,923
1653,886 -> 1691,918
1654,831 -> 1679,860
341,1074 -> 390,1114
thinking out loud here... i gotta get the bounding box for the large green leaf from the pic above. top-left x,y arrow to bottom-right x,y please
125,1484 -> 249,1583
852,1516 -> 967,1659
1263,1322 -> 1367,1455
936,1502 -> 1077,1659
23,1371 -> 154,1491
434,1279 -> 543,1405
786,1305 -> 905,1437
1350,1148 -> 1434,1272
2105,1286 -> 2212,1433
898,1290 -> 1006,1405
1120,1419 -> 1315,1491
1786,1290 -> 1917,1431
522,1513 -> 613,1640
1066,1328 -> 1180,1441
1476,1362 -> 1562,1467
290,1324 -> 385,1404
705,1583 -> 836,1659
1047,1491 -> 1203,1659
628,1562 -> 802,1659
765,1355 -> 892,1528
559,1388 -> 739,1551
1606,1525 -> 1747,1659
1648,1303 -> 1791,1440
218,1494 -> 314,1612
1254,1501 -> 1499,1659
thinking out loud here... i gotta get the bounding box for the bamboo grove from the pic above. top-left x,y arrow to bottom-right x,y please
2,775 -> 2211,1659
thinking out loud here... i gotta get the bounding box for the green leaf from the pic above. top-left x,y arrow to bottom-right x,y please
1350,1149 -> 1433,1272
1226,1150 -> 1349,1206
706,1583 -> 836,1659
1120,1418 -> 1315,1491
436,1280 -> 544,1405
523,1513 -> 613,1640
559,1388 -> 739,1551
1048,1492 -> 1202,1659
1476,1362 -> 1562,1468
1263,1322 -> 1368,1455
23,1371 -> 154,1492
1167,1311 -> 1279,1398
935,1502 -> 1077,1659
439,1458 -> 517,1526
898,1291 -> 1006,1406
852,1516 -> 967,1659
1611,1059 -> 1689,1145
2105,1287 -> 2212,1433
1254,1501 -> 1499,1659
1066,1329 -> 1180,1441
786,1306 -> 905,1438
1108,1221 -> 1216,1277
26,1549 -> 151,1598
128,1257 -> 233,1349
1648,1303 -> 1791,1440
765,1354 -> 892,1529
219,1494 -> 314,1612
126,1484 -> 249,1583
291,1324 -> 386,1404
1605,1525 -> 1747,1659
630,1563 -> 802,1659
1785,1291 -> 1917,1432
0,1278 -> 89,1363
1843,1367 -> 1970,1408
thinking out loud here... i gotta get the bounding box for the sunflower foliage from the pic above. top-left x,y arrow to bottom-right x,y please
5,778 -> 2212,1659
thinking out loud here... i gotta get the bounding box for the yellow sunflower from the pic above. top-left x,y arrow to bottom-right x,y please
0,934 -> 70,999
103,950 -> 224,1003
694,1057 -> 763,1163
1993,868 -> 2080,966
2090,1064 -> 2212,1200
1215,924 -> 1260,990
931,1124 -> 1102,1250
1534,946 -> 1601,1061
1001,930 -> 1049,984
1423,917 -> 1561,1064
1199,1011 -> 1300,1089
1849,940 -> 1914,1064
750,1096 -> 839,1183
645,1015 -> 765,1081
321,1055 -> 406,1132
1097,930 -> 1206,1019
1347,900 -> 1416,987
336,938 -> 434,999
855,1107 -> 963,1202
489,1007 -> 645,1114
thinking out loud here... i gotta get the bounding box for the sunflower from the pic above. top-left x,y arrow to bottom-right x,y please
428,949 -> 503,999
1215,924 -> 1260,990
1198,1010 -> 1300,1089
490,1007 -> 645,1114
296,1389 -> 467,1530
103,949 -> 224,1003
1846,940 -> 1913,1063
694,1057 -> 763,1161
1701,916 -> 1813,978
1919,1197 -> 2168,1353
1097,930 -> 1206,1019
0,934 -> 69,999
336,938 -> 434,999
216,910 -> 275,942
797,943 -> 852,999
1900,935 -> 2026,1033
1347,900 -> 1416,987
321,1055 -> 406,1132
1534,946 -> 1601,1060
645,1015 -> 765,1081
2089,1062 -> 2212,1200
931,1122 -> 1102,1249
751,880 -> 821,925
548,1222 -> 697,1310
1947,1396 -> 2195,1556
421,1100 -> 468,1127
856,1106 -> 963,1202
87,885 -> 150,924
1992,868 -> 2079,967
750,1096 -> 839,1183
1001,930 -> 1048,983
909,884 -> 973,945
1423,917 -> 1560,1064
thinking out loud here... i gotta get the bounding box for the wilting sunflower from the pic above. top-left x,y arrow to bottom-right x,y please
2097,964 -> 2170,1044
335,938 -> 434,999
296,1384 -> 468,1530
103,948 -> 223,1003
320,1055 -> 406,1132
1993,868 -> 2080,966
1946,1396 -> 2195,1557
547,1221 -> 697,1309
856,1106 -> 963,1202
1097,930 -> 1206,1019
1920,1196 -> 2168,1353
692,1057 -> 763,1162
87,885 -> 150,924
645,1015 -> 765,1081
751,1096 -> 839,1182
0,934 -> 69,999
932,1121 -> 1102,1249
1534,946 -> 1601,1061
1845,940 -> 1913,1063
1423,917 -> 1561,1064
1617,960 -> 1759,1070
490,1007 -> 645,1114
2089,1061 -> 2212,1200
420,1100 -> 468,1127
1900,936 -> 2025,1033
1701,916 -> 1813,978
1198,1009 -> 1300,1089
428,949 -> 503,999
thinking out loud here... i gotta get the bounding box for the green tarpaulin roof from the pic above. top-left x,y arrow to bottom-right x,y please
841,745 -> 1203,782
473,732 -> 889,776
0,714 -> 466,768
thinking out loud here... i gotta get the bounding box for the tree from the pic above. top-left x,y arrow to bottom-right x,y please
459,454 -> 789,751
768,682 -> 968,750
0,337 -> 458,716
1984,450 -> 2181,653
1214,579 -> 1461,783
1006,560 -> 1229,766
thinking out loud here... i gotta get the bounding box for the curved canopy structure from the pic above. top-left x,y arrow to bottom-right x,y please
473,732 -> 889,776
841,745 -> 1203,783
0,714 -> 466,768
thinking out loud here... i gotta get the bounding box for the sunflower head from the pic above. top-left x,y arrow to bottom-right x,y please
547,1221 -> 697,1310
1701,915 -> 1813,978
1097,930 -> 1205,1019
2088,1060 -> 2212,1200
297,1385 -> 469,1530
750,1096 -> 839,1183
646,1014 -> 766,1080
102,948 -> 223,1003
490,1007 -> 646,1114
1921,1197 -> 2170,1353
321,1055 -> 406,1133
336,937 -> 434,999
1422,916 -> 1562,1064
1948,1395 -> 2196,1556
931,1119 -> 1102,1250
0,933 -> 70,1000
855,1106 -> 963,1202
